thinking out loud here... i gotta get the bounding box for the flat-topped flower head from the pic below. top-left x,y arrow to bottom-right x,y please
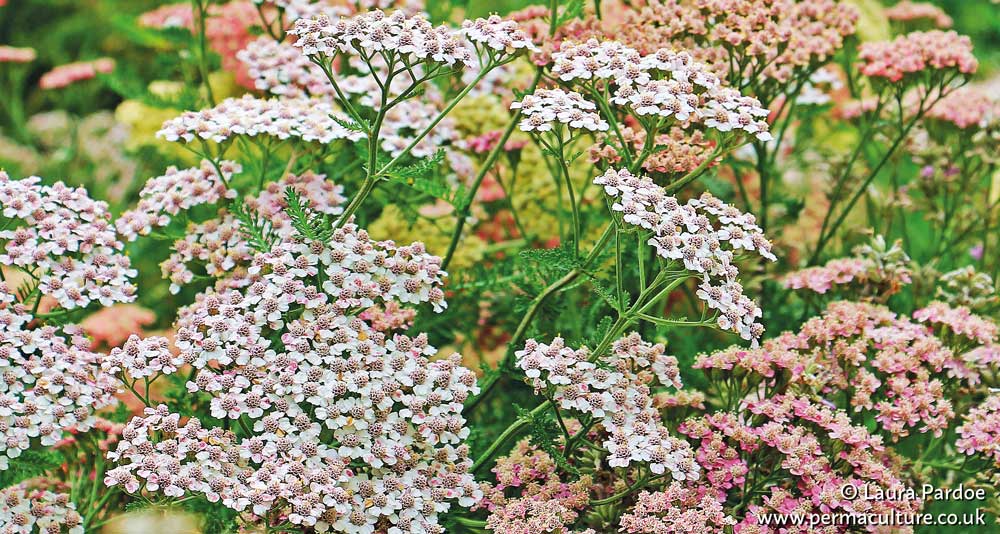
237,37 -> 335,98
289,9 -> 476,67
115,160 -> 240,241
0,481 -> 84,534
858,30 -> 977,83
924,86 -> 999,130
957,395 -> 1000,466
0,172 -> 136,309
511,88 -> 609,132
0,45 -> 37,63
595,168 -> 775,342
461,15 -> 538,54
157,95 -> 364,146
885,1 -> 953,29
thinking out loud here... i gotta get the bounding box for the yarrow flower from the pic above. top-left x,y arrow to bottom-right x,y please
511,88 -> 609,133
0,481 -> 84,534
885,1 -> 953,29
783,236 -> 913,300
107,227 -> 480,532
38,58 -> 114,90
858,30 -> 977,83
0,172 -> 137,309
924,86 -> 999,130
0,282 -> 118,471
115,160 -> 240,241
102,335 -> 181,380
619,483 -> 736,533
515,334 -> 698,479
913,301 -> 998,347
936,266 -> 998,311
237,37 -> 335,98
461,14 -> 538,54
0,46 -> 37,63
157,95 -> 364,146
957,394 -> 1000,465
595,168 -> 775,342
289,10 -> 475,67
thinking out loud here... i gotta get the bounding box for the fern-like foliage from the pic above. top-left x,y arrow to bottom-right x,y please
0,449 -> 64,487
230,198 -> 279,253
285,187 -> 336,242
516,405 -> 580,476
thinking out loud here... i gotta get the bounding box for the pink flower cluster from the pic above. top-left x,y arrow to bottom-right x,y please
619,483 -> 736,533
913,301 -> 998,347
0,46 -> 36,63
782,258 -> 867,294
237,37 -> 334,98
957,394 -> 1000,465
0,481 -> 83,534
0,172 -> 137,309
550,39 -> 772,140
925,86 -> 999,129
477,438 -> 595,534
595,168 -> 775,342
115,160 -> 240,241
38,58 -> 114,90
680,394 -> 921,531
784,237 -> 913,299
0,282 -> 118,471
858,30 -> 977,82
885,1 -> 953,28
511,88 -> 609,133
157,95 -> 364,145
159,171 -> 346,293
108,227 -> 480,531
516,334 -> 698,479
289,10 -> 476,67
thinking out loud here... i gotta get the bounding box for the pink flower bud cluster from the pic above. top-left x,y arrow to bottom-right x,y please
957,394 -> 1000,466
0,282 -> 118,471
679,394 -> 921,529
913,301 -> 998,347
289,10 -> 476,67
858,30 -> 977,83
0,481 -> 83,534
550,39 -> 772,140
590,127 -> 715,177
783,238 -> 913,299
515,334 -> 698,479
782,258 -> 868,294
0,172 -> 137,309
0,46 -> 36,63
619,482 -> 736,533
38,58 -> 114,90
885,1 -> 953,28
237,37 -> 335,98
157,95 -> 364,145
115,160 -> 240,241
511,88 -> 609,133
460,14 -> 538,54
158,171 -> 345,293
477,438 -> 595,533
925,86 -> 999,130
595,168 -> 775,342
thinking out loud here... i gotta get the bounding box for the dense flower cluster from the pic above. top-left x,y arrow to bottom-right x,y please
237,37 -> 334,98
0,46 -> 36,63
595,168 -> 775,341
858,30 -> 977,82
783,237 -> 913,299
913,301 -> 998,347
619,483 -> 736,533
511,88 -> 608,133
115,160 -> 240,241
38,58 -> 114,90
0,172 -> 136,309
924,86 -> 999,129
289,10 -> 476,67
107,226 -> 478,532
782,258 -> 867,294
157,95 -> 364,145
0,282 -> 118,470
0,482 -> 83,534
885,1 -> 953,28
461,15 -> 537,54
102,334 -> 180,380
957,395 -> 1000,466
516,334 -> 697,479
936,267 -> 998,311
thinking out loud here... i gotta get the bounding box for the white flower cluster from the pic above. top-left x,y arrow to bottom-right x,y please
157,95 -> 364,145
102,334 -> 181,380
550,39 -> 772,140
515,334 -> 698,480
379,99 -> 459,158
238,37 -> 335,98
0,172 -> 136,309
107,229 -> 481,533
511,88 -> 609,133
0,283 -> 118,471
115,160 -> 240,241
595,168 -> 776,342
0,482 -> 84,534
461,14 -> 537,54
251,0 -> 350,25
159,171 -> 346,293
289,10 -> 475,67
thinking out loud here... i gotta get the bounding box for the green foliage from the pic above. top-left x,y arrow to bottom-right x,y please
231,197 -> 280,253
515,405 -> 579,476
0,449 -> 63,487
285,187 -> 336,243
384,149 -> 469,207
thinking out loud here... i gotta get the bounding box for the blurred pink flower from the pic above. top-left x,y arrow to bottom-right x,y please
39,58 -> 115,90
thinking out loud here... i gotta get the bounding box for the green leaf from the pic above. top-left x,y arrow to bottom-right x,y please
230,198 -> 280,253
0,449 -> 64,487
285,187 -> 336,243
516,405 -> 580,476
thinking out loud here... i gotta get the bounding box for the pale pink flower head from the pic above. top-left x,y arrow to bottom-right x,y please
0,45 -> 36,63
39,58 -> 115,90
885,1 -> 953,29
858,30 -> 977,83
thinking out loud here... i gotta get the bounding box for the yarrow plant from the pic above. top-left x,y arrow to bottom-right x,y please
2,0 -> 999,532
